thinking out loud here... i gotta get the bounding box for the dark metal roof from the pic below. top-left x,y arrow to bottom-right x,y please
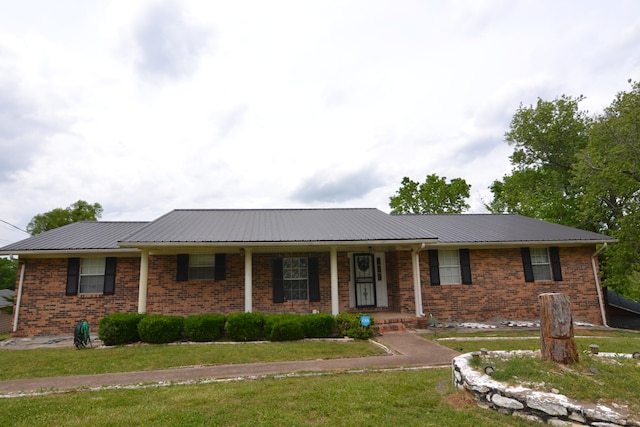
0,210 -> 615,254
120,208 -> 438,244
392,214 -> 615,244
0,221 -> 148,253
0,289 -> 13,308
607,289 -> 640,315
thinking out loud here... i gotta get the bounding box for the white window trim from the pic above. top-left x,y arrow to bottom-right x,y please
79,258 -> 106,294
439,250 -> 462,285
283,257 -> 309,301
530,248 -> 552,282
189,254 -> 215,281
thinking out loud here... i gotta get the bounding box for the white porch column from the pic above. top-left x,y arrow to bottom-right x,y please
137,249 -> 149,314
330,246 -> 339,315
244,248 -> 253,312
412,248 -> 425,317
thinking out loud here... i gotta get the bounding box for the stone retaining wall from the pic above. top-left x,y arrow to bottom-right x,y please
452,351 -> 639,426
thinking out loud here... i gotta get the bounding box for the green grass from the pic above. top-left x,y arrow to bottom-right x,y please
429,327 -> 640,353
2,329 -> 638,426
0,369 -> 540,427
430,328 -> 640,414
0,340 -> 384,381
477,353 -> 640,413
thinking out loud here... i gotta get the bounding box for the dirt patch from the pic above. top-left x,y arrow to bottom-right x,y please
442,389 -> 476,410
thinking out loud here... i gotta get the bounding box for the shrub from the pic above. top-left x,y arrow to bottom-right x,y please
184,314 -> 227,342
269,318 -> 305,341
226,312 -> 265,342
301,313 -> 337,338
336,312 -> 375,340
137,314 -> 185,344
265,314 -> 300,339
98,312 -> 146,346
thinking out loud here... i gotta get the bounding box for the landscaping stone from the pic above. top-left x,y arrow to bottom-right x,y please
452,351 -> 640,426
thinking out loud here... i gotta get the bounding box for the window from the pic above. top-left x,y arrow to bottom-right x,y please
189,254 -> 215,280
283,257 -> 308,301
522,247 -> 562,282
438,250 -> 462,285
79,258 -> 106,294
530,248 -> 552,281
66,257 -> 116,296
177,254 -> 226,282
428,249 -> 472,285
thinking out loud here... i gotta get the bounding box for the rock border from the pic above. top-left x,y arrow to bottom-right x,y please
452,351 -> 640,426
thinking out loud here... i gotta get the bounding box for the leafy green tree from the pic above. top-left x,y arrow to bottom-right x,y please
573,80 -> 640,299
0,257 -> 18,290
490,82 -> 640,300
389,174 -> 471,214
26,200 -> 103,235
487,95 -> 591,228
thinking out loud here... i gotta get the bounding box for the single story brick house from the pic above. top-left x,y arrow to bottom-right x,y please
0,208 -> 615,336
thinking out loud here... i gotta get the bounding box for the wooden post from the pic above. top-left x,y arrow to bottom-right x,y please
539,292 -> 579,364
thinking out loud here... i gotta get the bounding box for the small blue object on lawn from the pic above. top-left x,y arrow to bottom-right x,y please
360,315 -> 371,327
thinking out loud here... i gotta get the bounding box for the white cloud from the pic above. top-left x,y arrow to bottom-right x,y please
1,0 -> 640,245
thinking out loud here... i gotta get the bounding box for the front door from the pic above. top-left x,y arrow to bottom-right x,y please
354,253 -> 376,307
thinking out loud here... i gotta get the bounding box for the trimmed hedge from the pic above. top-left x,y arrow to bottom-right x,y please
98,312 -> 146,346
265,314 -> 300,339
269,318 -> 305,341
184,314 -> 226,342
301,313 -> 336,338
137,314 -> 185,344
226,312 -> 265,342
336,312 -> 375,340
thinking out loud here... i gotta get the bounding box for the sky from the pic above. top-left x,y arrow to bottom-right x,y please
1,0 -> 640,246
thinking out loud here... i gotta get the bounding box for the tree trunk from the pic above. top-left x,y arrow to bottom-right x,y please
539,292 -> 579,364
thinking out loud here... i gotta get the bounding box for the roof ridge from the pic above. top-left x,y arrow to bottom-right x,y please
171,208 -> 381,212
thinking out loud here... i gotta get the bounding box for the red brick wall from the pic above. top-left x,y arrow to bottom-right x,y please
420,246 -> 603,324
145,254 -> 245,315
12,258 -> 140,337
12,245 -> 604,336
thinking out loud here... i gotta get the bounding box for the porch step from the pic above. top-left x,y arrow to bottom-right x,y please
373,323 -> 406,333
372,317 -> 429,333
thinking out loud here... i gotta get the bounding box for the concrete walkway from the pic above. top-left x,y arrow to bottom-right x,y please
0,332 -> 459,395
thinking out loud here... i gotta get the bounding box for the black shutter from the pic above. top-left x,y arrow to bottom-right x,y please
428,250 -> 440,286
215,254 -> 227,280
177,254 -> 189,282
460,249 -> 472,285
103,257 -> 117,295
521,248 -> 534,282
308,257 -> 320,302
66,258 -> 80,296
272,258 -> 284,303
550,247 -> 563,281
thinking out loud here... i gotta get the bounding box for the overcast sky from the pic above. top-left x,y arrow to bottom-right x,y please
1,0 -> 639,246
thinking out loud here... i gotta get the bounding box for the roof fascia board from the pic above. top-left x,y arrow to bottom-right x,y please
429,240 -> 614,248
0,249 -> 141,257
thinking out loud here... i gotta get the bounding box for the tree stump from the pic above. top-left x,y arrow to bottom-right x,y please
539,293 -> 579,364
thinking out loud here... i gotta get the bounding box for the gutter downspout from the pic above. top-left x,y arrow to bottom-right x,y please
413,243 -> 428,317
591,243 -> 609,327
12,260 -> 25,333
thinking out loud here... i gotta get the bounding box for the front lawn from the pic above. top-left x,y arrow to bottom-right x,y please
0,340 -> 383,381
0,369 -> 540,427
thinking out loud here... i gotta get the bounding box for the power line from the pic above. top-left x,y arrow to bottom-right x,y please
0,219 -> 29,234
